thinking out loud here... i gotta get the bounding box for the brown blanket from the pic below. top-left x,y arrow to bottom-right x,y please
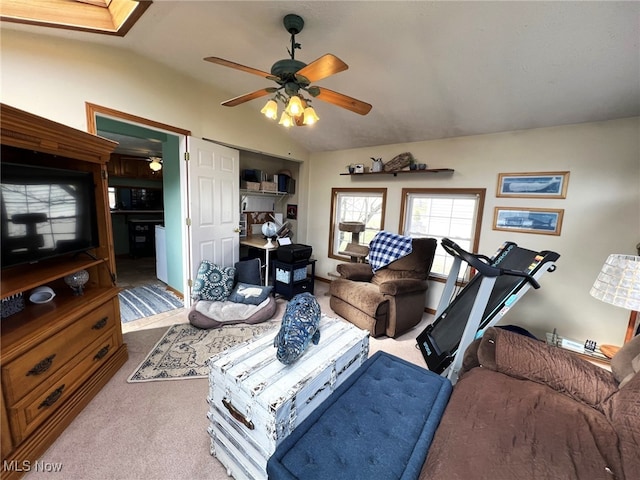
421,327 -> 636,480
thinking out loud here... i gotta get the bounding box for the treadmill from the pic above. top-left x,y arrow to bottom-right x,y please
417,238 -> 560,383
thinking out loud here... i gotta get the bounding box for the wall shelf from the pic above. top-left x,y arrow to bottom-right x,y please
341,168 -> 454,177
240,190 -> 289,212
240,189 -> 289,197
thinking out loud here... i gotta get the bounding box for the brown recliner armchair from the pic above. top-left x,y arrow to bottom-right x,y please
329,237 -> 437,338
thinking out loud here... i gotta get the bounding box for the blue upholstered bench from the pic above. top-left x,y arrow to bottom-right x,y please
267,351 -> 452,480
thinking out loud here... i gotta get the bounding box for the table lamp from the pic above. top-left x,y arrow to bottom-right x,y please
590,254 -> 640,357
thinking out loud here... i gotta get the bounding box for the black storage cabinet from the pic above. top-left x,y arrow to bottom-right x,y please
273,259 -> 316,300
128,219 -> 162,257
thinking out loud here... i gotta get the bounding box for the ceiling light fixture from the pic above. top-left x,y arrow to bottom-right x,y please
262,92 -> 319,128
206,13 -> 372,126
149,157 -> 163,172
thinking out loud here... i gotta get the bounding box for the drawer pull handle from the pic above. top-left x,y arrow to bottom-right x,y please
27,354 -> 56,376
222,399 -> 254,430
92,317 -> 108,330
39,384 -> 65,409
94,345 -> 110,361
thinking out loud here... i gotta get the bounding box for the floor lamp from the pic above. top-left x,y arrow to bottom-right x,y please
590,254 -> 640,357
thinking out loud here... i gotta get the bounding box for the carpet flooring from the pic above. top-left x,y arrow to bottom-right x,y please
24,290 -> 432,480
127,322 -> 279,382
118,284 -> 184,323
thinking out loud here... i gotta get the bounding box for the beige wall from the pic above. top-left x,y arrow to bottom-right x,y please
2,28 -> 639,347
309,118 -> 640,345
0,29 -> 308,162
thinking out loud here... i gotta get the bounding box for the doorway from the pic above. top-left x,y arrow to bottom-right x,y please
86,102 -> 191,320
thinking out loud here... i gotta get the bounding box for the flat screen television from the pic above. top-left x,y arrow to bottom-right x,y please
1,162 -> 99,269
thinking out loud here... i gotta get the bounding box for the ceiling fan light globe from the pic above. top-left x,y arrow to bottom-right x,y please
278,112 -> 293,127
149,158 -> 162,171
303,106 -> 319,125
285,95 -> 304,116
261,99 -> 278,119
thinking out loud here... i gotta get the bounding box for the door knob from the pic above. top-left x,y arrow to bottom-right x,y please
234,227 -> 241,233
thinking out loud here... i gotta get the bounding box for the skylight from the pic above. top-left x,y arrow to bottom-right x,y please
0,0 -> 151,36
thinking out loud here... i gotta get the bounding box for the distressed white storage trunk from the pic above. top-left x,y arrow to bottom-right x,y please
207,315 -> 369,480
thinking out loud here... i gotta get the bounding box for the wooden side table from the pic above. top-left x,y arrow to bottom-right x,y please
566,349 -> 612,370
546,332 -> 612,370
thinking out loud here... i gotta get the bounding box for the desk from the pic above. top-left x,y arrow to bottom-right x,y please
240,237 -> 278,286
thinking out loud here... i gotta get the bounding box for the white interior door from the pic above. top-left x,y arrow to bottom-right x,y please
187,138 -> 240,296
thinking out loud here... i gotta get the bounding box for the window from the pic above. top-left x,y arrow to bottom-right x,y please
400,188 -> 485,281
329,188 -> 387,260
108,187 -> 116,210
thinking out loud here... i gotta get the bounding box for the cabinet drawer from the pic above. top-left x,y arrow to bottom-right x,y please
274,278 -> 314,300
1,298 -> 117,405
8,329 -> 119,444
292,279 -> 313,295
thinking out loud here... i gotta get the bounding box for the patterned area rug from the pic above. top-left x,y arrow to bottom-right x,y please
119,284 -> 184,323
127,322 -> 278,382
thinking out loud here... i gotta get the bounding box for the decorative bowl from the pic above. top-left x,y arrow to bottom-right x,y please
64,269 -> 89,296
29,286 -> 56,304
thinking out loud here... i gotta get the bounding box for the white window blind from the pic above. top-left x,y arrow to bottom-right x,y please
403,189 -> 484,280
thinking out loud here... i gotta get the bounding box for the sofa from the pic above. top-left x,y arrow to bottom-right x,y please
329,237 -> 437,337
421,327 -> 640,480
268,326 -> 639,480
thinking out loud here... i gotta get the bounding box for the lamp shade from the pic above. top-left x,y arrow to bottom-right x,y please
590,254 -> 640,310
149,157 -> 162,172
261,99 -> 278,119
285,95 -> 304,116
278,112 -> 293,127
302,106 -> 319,125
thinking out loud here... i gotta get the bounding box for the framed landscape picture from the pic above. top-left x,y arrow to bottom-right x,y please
493,207 -> 564,236
497,171 -> 569,198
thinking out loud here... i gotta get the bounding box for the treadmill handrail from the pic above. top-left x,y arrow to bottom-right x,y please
499,268 -> 540,289
441,238 -> 540,288
441,238 -> 497,276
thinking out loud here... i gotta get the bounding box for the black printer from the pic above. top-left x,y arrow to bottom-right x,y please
277,244 -> 312,263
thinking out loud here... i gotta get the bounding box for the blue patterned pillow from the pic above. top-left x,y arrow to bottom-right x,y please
192,261 -> 236,301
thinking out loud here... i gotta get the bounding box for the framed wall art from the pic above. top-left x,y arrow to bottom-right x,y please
496,171 -> 569,199
493,207 -> 564,236
287,204 -> 298,220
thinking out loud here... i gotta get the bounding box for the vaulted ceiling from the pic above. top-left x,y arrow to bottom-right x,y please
2,1 -> 639,153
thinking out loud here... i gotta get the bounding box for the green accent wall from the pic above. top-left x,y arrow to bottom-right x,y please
161,134 -> 183,291
96,117 -> 184,294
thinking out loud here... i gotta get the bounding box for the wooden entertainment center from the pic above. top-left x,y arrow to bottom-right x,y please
0,104 -> 128,479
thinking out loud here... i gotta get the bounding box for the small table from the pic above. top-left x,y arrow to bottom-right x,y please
240,236 -> 278,286
561,348 -> 612,370
546,332 -> 612,370
273,259 -> 316,300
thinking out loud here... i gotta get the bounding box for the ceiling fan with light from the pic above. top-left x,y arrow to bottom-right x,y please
204,13 -> 372,127
148,156 -> 162,172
